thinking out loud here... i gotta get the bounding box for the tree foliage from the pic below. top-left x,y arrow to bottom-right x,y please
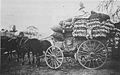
97,0 -> 120,23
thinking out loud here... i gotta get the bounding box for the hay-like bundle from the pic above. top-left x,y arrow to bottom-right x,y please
73,19 -> 114,38
51,25 -> 63,33
51,32 -> 64,41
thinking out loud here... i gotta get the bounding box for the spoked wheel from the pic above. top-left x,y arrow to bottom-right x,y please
76,40 -> 107,69
45,46 -> 64,69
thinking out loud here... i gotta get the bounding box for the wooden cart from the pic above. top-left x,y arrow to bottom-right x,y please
44,17 -> 114,69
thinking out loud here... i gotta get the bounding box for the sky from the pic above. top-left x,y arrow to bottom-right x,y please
1,0 -> 120,36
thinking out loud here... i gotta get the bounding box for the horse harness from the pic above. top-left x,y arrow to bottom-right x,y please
18,37 -> 29,47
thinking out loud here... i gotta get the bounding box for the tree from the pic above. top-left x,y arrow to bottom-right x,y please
26,26 -> 39,38
97,0 -> 120,23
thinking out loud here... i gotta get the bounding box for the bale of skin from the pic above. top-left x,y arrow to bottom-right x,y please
88,11 -> 110,22
51,32 -> 64,41
51,25 -> 63,33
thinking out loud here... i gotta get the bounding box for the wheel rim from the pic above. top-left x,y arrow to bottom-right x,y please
77,40 -> 107,69
45,46 -> 63,69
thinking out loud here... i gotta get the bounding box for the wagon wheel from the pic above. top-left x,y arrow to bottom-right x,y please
76,40 -> 107,69
45,46 -> 63,69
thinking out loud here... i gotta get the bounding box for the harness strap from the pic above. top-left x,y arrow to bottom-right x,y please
19,37 -> 24,46
8,37 -> 17,42
24,38 -> 29,44
19,38 -> 29,47
8,38 -> 13,42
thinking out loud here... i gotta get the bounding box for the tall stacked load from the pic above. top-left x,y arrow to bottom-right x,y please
92,19 -> 114,38
51,11 -> 115,40
51,21 -> 64,41
72,11 -> 115,38
72,18 -> 87,37
72,18 -> 114,38
62,21 -> 73,37
51,18 -> 73,41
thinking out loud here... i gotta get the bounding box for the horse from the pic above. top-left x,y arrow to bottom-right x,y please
88,11 -> 110,22
27,39 -> 52,66
15,36 -> 29,64
16,37 -> 51,65
1,36 -> 18,63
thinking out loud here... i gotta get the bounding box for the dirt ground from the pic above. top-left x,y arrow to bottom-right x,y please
1,57 -> 120,75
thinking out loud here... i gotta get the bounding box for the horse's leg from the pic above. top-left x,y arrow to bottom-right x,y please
33,53 -> 37,64
17,52 -> 20,62
28,51 -> 31,65
17,52 -> 23,65
27,51 -> 30,64
9,49 -> 13,61
7,51 -> 10,61
14,50 -> 17,62
21,53 -> 24,65
22,52 -> 26,65
36,53 -> 40,67
32,52 -> 35,64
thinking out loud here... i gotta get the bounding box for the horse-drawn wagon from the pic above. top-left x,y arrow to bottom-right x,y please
44,13 -> 117,69
2,12 -> 119,70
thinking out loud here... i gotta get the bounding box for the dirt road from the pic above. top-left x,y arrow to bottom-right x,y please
1,58 -> 120,75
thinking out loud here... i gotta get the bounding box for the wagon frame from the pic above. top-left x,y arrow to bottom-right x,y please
43,18 -> 112,70
44,36 -> 108,69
